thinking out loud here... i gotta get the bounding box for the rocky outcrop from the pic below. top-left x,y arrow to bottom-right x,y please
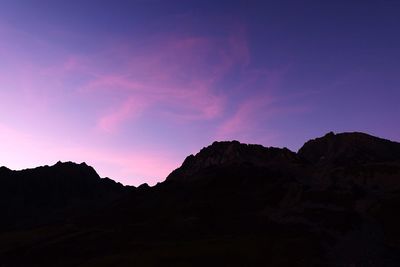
296,132 -> 400,192
166,140 -> 298,182
298,132 -> 400,165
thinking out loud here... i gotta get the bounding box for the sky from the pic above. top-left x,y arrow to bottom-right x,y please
0,0 -> 399,185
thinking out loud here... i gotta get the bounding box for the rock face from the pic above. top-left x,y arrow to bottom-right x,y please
167,140 -> 298,182
298,131 -> 400,165
1,132 -> 400,266
297,132 -> 400,192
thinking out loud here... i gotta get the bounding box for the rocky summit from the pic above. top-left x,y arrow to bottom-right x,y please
1,132 -> 400,266
166,140 -> 297,182
298,131 -> 400,165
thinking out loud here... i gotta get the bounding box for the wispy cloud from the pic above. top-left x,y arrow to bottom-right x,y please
215,93 -> 278,142
72,31 -> 253,132
97,97 -> 147,133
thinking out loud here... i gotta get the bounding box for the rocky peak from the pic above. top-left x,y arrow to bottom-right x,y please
50,161 -> 101,180
0,166 -> 11,173
166,140 -> 297,182
298,132 -> 400,165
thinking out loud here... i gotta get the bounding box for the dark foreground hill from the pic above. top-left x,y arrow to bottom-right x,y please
1,132 -> 400,266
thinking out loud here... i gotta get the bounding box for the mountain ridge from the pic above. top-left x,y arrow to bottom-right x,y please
1,131 -> 399,186
1,131 -> 400,266
167,131 -> 400,183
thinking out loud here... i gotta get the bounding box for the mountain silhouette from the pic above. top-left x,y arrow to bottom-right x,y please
0,161 -> 127,230
1,132 -> 400,266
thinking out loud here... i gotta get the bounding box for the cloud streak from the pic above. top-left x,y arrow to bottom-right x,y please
72,31 -> 254,132
97,97 -> 147,133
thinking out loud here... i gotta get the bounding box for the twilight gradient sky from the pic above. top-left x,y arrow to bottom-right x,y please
0,1 -> 399,185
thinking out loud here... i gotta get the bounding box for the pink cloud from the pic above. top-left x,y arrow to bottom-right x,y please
71,32 -> 253,132
58,55 -> 89,74
65,28 -> 293,141
216,95 -> 275,140
97,97 -> 147,133
216,92 -> 311,145
82,75 -> 145,93
214,64 -> 307,144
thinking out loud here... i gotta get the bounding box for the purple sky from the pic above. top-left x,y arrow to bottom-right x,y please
0,1 -> 399,185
